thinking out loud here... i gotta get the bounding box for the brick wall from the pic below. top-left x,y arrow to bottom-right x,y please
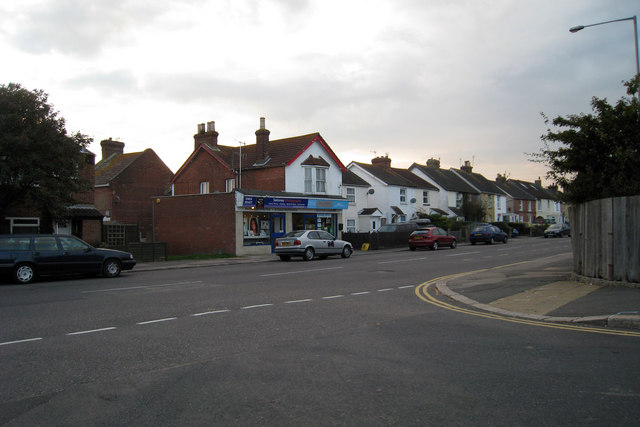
153,193 -> 236,255
240,167 -> 285,191
173,151 -> 236,195
109,150 -> 173,241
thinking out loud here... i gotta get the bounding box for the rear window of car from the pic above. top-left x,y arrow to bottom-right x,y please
473,226 -> 490,232
0,236 -> 31,250
410,230 -> 430,236
285,231 -> 306,238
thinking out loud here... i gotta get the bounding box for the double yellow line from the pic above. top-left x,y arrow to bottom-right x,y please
415,274 -> 640,338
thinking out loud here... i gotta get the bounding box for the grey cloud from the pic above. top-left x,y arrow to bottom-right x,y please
8,0 -> 174,57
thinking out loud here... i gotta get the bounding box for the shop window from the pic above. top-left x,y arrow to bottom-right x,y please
243,213 -> 270,246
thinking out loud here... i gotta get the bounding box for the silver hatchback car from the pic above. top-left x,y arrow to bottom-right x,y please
274,230 -> 353,261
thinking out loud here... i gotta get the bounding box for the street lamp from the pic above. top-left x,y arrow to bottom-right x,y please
569,15 -> 639,80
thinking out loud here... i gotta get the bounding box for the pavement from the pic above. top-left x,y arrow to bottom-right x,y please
134,250 -> 640,331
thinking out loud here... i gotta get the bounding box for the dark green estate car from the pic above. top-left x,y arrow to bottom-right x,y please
0,234 -> 136,284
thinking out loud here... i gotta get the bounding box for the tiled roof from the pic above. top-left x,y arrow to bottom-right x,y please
351,162 -> 438,190
453,168 -> 505,195
495,180 -> 537,200
342,169 -> 371,186
510,179 -> 558,200
411,164 -> 479,194
95,151 -> 145,185
175,133 -> 346,182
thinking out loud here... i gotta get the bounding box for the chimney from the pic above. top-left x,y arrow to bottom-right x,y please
193,121 -> 219,150
496,173 -> 507,183
426,158 -> 440,168
100,138 -> 125,161
371,155 -> 392,169
255,117 -> 270,161
535,177 -> 542,187
460,160 -> 473,173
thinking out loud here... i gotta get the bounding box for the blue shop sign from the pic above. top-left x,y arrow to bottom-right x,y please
243,196 -> 347,210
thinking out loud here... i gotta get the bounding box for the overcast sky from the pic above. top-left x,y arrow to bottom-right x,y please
2,0 -> 638,185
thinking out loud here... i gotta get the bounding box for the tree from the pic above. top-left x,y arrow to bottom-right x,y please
533,76 -> 640,204
0,83 -> 92,223
461,194 -> 485,222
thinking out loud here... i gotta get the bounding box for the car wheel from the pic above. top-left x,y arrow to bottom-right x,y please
341,245 -> 352,258
503,236 -> 508,244
409,246 -> 416,251
303,247 -> 315,261
431,241 -> 439,251
279,255 -> 291,261
489,237 -> 495,245
544,235 -> 548,238
471,241 -> 476,245
103,259 -> 122,278
13,263 -> 36,284
450,240 -> 457,249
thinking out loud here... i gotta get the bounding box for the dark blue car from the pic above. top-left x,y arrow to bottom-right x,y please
469,225 -> 508,245
0,234 -> 136,284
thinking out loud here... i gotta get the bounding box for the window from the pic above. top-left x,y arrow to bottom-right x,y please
346,187 -> 355,203
6,217 -> 39,234
304,168 -> 313,193
225,178 -> 235,192
316,168 -> 326,193
304,167 -> 327,193
346,219 -> 356,232
422,191 -> 430,206
200,181 -> 210,194
59,236 -> 90,251
400,188 -> 407,203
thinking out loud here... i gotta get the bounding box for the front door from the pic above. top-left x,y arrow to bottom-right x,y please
270,214 -> 286,253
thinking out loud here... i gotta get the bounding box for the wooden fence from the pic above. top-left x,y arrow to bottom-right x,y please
570,195 -> 640,283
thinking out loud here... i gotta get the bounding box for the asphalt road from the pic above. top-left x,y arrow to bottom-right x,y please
2,238 -> 639,426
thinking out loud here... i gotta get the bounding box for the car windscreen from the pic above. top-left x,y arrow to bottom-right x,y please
546,224 -> 561,230
377,225 -> 395,232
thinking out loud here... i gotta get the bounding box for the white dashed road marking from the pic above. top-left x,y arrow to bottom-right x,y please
0,337 -> 43,346
137,317 -> 177,325
66,327 -> 117,336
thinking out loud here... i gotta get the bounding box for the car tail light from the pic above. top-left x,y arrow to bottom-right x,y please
294,240 -> 301,245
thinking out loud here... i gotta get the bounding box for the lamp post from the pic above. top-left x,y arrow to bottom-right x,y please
569,15 -> 639,86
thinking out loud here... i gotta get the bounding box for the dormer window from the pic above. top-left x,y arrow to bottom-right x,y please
303,166 -> 328,194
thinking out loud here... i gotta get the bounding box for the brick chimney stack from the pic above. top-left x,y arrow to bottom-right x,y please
194,121 -> 219,150
426,158 -> 440,168
460,160 -> 473,173
100,138 -> 124,161
371,155 -> 391,168
255,117 -> 270,162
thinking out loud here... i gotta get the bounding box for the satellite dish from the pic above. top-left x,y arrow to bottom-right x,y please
410,198 -> 417,203
367,188 -> 375,195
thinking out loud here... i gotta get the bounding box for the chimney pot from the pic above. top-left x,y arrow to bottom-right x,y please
255,117 -> 270,161
194,120 -> 219,150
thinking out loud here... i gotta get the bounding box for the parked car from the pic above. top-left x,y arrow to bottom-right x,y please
0,234 -> 136,284
544,223 -> 571,238
275,230 -> 353,261
409,227 -> 457,251
469,225 -> 508,245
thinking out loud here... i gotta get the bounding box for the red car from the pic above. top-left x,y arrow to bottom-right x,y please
408,227 -> 457,251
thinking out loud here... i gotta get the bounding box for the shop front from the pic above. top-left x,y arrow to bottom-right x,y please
237,192 -> 348,255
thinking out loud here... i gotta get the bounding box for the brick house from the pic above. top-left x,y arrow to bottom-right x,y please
494,175 -> 537,223
94,139 -> 174,243
155,118 -> 349,256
